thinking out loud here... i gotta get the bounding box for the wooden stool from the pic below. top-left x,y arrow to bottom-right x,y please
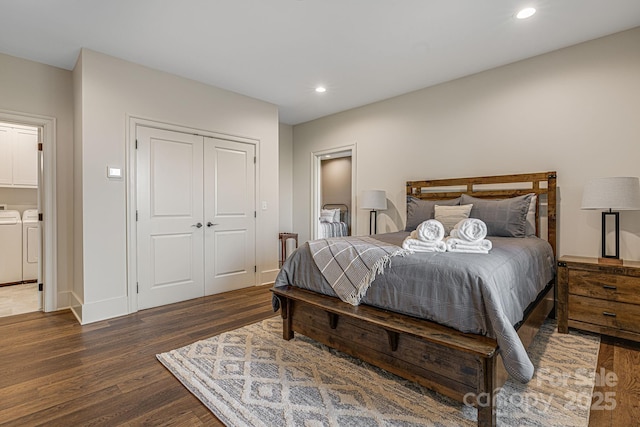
279,233 -> 298,267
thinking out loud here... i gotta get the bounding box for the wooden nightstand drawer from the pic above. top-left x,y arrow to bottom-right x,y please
568,270 -> 640,305
568,294 -> 640,334
558,256 -> 640,341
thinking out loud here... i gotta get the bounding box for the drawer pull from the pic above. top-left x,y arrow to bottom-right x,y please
602,311 -> 617,317
602,285 -> 617,290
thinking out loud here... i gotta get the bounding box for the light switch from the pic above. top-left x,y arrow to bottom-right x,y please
262,201 -> 268,210
107,166 -> 122,179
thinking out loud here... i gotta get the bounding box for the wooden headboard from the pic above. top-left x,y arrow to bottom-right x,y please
406,171 -> 557,257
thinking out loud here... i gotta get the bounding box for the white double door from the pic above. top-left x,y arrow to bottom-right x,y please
136,126 -> 256,310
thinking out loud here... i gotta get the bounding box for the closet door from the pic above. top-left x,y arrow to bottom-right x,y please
204,137 -> 256,295
136,127 -> 204,309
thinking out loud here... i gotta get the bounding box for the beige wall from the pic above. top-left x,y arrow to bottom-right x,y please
292,27 -> 640,260
0,49 -> 280,323
279,123 -> 293,233
72,51 -> 84,307
74,49 -> 279,323
321,157 -> 352,216
0,188 -> 37,215
0,52 -> 74,308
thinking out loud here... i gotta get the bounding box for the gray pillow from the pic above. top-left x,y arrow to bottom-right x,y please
460,193 -> 533,237
405,196 -> 461,231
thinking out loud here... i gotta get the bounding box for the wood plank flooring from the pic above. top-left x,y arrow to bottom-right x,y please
1,284 -> 638,426
589,335 -> 640,427
0,284 -> 275,426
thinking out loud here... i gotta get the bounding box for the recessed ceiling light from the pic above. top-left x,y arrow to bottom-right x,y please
315,86 -> 327,93
516,7 -> 536,19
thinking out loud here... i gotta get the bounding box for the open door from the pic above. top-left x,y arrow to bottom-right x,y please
312,145 -> 357,239
0,112 -> 56,314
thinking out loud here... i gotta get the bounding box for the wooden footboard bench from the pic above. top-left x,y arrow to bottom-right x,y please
272,282 -> 555,427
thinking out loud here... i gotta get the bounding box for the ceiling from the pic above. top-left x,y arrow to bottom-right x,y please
1,1 -> 640,125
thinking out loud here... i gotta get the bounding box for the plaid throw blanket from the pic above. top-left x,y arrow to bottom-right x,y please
308,236 -> 411,306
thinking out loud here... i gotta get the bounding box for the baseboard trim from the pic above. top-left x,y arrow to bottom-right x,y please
79,296 -> 129,325
260,268 -> 279,285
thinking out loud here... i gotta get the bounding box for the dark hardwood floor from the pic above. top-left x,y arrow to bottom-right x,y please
1,284 -> 638,426
0,285 -> 275,426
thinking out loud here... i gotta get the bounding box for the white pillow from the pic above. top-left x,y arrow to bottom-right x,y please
435,204 -> 473,236
331,208 -> 341,222
320,209 -> 336,223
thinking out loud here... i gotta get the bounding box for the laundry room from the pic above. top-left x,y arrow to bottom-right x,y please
0,121 -> 41,317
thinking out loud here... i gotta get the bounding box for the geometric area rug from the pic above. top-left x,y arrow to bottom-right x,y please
157,317 -> 600,426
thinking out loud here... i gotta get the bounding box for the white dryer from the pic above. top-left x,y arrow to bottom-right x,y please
22,209 -> 39,282
0,210 -> 22,285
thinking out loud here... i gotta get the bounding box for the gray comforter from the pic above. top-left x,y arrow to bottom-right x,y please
274,231 -> 555,383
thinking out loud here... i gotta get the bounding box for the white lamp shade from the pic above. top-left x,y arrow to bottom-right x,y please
361,190 -> 387,210
581,177 -> 640,210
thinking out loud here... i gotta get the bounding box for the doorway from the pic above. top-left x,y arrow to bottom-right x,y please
0,120 -> 43,316
311,144 -> 356,239
134,125 -> 257,310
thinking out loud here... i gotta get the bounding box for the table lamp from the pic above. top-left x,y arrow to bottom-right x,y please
581,176 -> 640,264
361,190 -> 387,234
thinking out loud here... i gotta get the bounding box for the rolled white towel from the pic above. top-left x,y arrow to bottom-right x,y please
403,237 -> 447,253
450,218 -> 487,242
445,237 -> 492,254
415,219 -> 445,242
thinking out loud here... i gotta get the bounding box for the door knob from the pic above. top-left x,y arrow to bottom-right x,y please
207,222 -> 218,227
192,222 -> 203,228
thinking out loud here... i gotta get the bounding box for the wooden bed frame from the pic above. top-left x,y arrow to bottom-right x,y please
271,171 -> 557,427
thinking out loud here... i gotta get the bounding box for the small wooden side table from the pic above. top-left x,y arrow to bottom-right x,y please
279,233 -> 298,267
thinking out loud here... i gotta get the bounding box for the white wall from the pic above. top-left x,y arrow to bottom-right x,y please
279,123 -> 293,233
0,52 -> 74,308
292,27 -> 640,260
73,49 -> 279,323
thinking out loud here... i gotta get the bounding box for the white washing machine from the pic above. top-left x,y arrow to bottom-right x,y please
22,209 -> 39,282
0,210 -> 23,285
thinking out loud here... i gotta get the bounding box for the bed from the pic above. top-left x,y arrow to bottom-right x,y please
272,171 -> 557,427
319,203 -> 350,238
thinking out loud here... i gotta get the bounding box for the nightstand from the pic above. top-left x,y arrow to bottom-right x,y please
557,255 -> 640,342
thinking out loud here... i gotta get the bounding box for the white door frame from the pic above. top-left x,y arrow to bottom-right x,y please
311,144 -> 357,239
126,116 -> 259,313
0,109 -> 57,312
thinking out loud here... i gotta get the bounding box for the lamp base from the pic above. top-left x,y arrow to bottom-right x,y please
601,211 -> 620,260
598,257 -> 623,266
369,210 -> 377,235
